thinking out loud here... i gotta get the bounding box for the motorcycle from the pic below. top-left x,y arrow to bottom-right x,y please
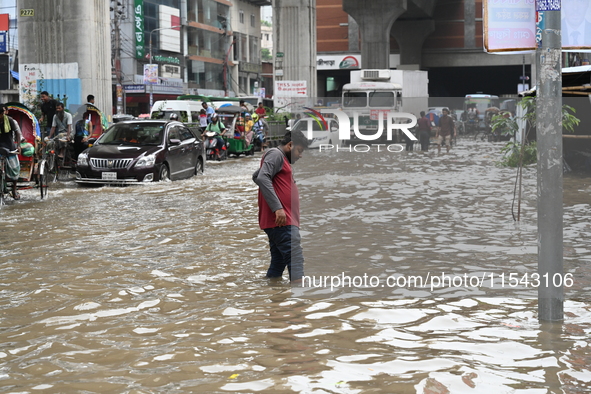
204,130 -> 227,161
464,109 -> 479,134
252,120 -> 267,152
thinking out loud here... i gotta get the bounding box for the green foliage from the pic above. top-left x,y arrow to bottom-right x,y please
492,97 -> 580,167
261,48 -> 272,62
261,20 -> 272,27
500,141 -> 537,167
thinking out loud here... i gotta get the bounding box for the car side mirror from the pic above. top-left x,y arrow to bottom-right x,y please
87,138 -> 97,145
169,139 -> 181,145
330,125 -> 338,132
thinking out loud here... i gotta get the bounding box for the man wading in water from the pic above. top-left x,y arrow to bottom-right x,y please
253,130 -> 309,284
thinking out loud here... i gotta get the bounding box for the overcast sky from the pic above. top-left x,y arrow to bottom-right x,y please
261,6 -> 272,23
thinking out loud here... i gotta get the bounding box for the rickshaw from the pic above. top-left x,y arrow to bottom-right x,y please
217,105 -> 254,157
49,103 -> 109,180
0,103 -> 49,204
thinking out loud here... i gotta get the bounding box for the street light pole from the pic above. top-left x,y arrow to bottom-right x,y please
149,25 -> 182,110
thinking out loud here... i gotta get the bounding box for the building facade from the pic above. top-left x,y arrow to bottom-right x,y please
117,0 -> 268,116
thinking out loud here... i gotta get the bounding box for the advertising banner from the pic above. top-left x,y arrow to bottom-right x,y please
484,0 -> 591,51
484,0 -> 537,52
0,32 -> 6,53
159,5 -> 181,54
143,64 -> 158,85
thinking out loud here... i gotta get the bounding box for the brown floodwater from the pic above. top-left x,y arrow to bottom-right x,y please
0,139 -> 589,393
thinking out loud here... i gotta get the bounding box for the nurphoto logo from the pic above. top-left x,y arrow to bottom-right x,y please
298,108 -> 418,152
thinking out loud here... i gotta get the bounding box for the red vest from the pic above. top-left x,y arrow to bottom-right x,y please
258,154 -> 300,229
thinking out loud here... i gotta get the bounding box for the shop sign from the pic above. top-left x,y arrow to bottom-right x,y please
240,62 -> 262,74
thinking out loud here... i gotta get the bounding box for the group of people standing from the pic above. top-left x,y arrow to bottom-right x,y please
412,107 -> 457,153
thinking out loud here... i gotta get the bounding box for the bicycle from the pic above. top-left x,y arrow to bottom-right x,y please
474,127 -> 493,142
43,137 -> 75,181
41,139 -> 58,183
0,147 -> 20,205
56,141 -> 76,181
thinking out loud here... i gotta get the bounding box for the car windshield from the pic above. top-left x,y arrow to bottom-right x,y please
152,111 -> 186,121
99,122 -> 164,145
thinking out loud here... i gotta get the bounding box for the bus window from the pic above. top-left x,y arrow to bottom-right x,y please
369,92 -> 394,107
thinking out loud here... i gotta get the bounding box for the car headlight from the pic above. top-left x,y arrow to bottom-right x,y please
77,152 -> 89,167
135,154 -> 156,168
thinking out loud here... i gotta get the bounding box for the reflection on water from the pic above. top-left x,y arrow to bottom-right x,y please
0,139 -> 589,393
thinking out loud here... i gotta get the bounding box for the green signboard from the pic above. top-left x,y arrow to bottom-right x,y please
276,52 -> 284,57
134,0 -> 145,59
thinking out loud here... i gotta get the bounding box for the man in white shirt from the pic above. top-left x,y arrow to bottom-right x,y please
49,102 -> 73,157
562,0 -> 591,48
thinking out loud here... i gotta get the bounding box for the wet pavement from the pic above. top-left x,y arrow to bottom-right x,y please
0,138 -> 589,393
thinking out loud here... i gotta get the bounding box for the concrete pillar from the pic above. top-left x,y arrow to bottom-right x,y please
343,0 -> 407,70
18,0 -> 112,117
391,19 -> 435,69
348,15 -> 359,52
273,0 -> 317,97
464,0 -> 476,48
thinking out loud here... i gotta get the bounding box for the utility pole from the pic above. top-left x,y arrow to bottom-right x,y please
112,0 -> 124,115
536,1 -> 563,322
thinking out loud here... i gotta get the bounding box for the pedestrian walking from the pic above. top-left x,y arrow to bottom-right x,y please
436,108 -> 456,153
417,111 -> 431,151
252,130 -> 309,283
0,104 -> 23,199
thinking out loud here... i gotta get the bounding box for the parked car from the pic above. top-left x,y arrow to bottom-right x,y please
290,117 -> 340,148
75,120 -> 205,185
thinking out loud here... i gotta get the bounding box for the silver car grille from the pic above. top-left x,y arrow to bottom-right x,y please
90,158 -> 133,169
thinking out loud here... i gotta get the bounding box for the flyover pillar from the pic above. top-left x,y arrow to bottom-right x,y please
343,0 -> 407,69
391,19 -> 435,69
273,0 -> 317,97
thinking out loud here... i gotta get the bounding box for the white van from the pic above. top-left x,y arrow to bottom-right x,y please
150,100 -> 204,123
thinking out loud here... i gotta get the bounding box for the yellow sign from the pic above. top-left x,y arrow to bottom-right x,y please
20,9 -> 34,17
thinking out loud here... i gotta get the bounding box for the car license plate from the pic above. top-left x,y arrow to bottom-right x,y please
102,172 -> 117,180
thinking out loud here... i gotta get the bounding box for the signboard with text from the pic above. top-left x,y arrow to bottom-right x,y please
484,0 -> 537,52
134,0 -> 145,59
274,80 -> 307,97
274,81 -> 307,112
484,0 -> 591,51
0,32 -> 7,54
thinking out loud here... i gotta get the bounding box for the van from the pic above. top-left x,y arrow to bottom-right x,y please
150,100 -> 204,124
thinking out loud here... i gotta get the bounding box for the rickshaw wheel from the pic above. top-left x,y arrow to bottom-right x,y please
47,155 -> 57,183
0,172 -> 5,206
39,162 -> 48,200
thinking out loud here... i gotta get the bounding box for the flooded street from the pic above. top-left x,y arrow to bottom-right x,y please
0,139 -> 590,393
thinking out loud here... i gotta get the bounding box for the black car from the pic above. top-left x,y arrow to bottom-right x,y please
76,120 -> 205,185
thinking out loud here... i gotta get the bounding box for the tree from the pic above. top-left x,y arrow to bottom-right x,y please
491,97 -> 580,221
492,97 -> 579,167
261,48 -> 272,62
